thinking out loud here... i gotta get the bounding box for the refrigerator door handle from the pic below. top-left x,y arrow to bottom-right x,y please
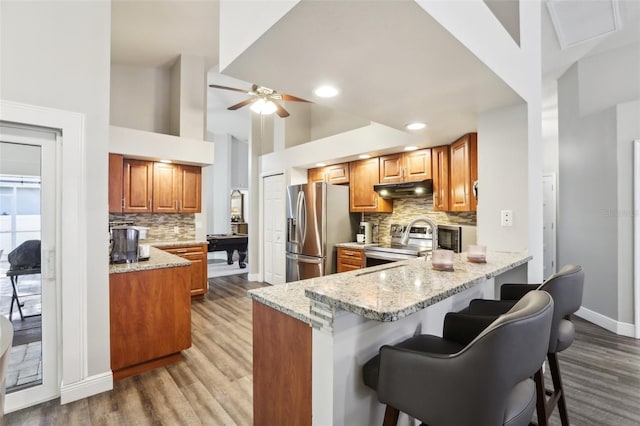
297,190 -> 306,245
286,253 -> 324,264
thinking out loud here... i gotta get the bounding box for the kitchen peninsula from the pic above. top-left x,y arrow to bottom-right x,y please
249,251 -> 531,425
109,247 -> 192,380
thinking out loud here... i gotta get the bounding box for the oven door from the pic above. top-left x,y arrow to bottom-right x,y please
364,250 -> 415,267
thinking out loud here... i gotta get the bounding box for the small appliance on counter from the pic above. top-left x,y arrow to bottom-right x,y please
437,224 -> 477,253
358,222 -> 372,244
110,226 -> 139,264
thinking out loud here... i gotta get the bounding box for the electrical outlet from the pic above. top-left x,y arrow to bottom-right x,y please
501,210 -> 513,227
173,226 -> 180,234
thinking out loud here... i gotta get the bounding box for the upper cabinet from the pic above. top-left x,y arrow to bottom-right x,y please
379,149 -> 432,184
307,162 -> 350,185
431,146 -> 450,212
449,133 -> 478,212
349,158 -> 393,213
123,159 -> 154,213
109,155 -> 201,214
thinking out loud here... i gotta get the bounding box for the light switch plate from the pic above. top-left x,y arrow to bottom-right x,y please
501,210 -> 513,227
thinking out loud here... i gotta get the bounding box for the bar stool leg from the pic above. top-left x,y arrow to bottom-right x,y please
548,353 -> 570,426
534,368 -> 549,426
383,405 -> 400,426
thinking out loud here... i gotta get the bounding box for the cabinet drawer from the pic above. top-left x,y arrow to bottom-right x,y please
338,247 -> 364,261
163,245 -> 205,255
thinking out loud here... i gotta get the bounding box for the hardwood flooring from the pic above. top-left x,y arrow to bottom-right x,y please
4,275 -> 640,426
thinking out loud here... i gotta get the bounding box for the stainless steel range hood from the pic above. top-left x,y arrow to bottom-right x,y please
373,179 -> 433,199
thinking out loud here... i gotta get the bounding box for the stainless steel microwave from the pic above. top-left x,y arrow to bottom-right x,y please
437,224 -> 477,253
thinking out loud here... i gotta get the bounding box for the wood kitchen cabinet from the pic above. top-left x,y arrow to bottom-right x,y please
123,159 -> 154,213
449,133 -> 477,212
379,149 -> 432,184
162,244 -> 209,296
431,145 -> 450,211
349,158 -> 393,213
307,162 -> 350,184
109,153 -> 124,213
152,163 -> 202,213
110,265 -> 192,380
337,247 -> 365,272
161,244 -> 208,297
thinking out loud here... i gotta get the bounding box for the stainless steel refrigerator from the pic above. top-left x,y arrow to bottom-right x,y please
286,182 -> 355,282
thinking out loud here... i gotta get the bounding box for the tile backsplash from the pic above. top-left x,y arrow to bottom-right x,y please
364,197 -> 476,245
109,213 -> 196,242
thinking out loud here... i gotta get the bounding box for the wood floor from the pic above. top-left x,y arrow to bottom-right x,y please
4,275 -> 640,425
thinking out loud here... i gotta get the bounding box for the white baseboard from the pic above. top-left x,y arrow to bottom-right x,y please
60,371 -> 113,404
248,272 -> 260,282
575,307 -> 636,338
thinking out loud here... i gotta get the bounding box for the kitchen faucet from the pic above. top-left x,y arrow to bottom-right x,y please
401,217 -> 438,253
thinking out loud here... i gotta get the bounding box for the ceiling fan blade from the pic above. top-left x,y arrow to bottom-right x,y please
273,101 -> 290,118
228,98 -> 256,110
209,84 -> 250,94
280,94 -> 310,103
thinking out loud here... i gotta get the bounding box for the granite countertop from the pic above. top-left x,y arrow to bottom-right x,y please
248,251 -> 531,324
145,240 -> 208,248
109,247 -> 191,275
335,242 -> 380,249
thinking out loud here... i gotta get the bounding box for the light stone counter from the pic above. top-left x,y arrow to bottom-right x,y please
334,242 -> 379,249
248,250 -> 531,324
146,240 -> 208,248
109,247 -> 190,275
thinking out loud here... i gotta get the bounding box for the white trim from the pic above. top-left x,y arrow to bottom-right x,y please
634,140 -> 640,338
60,372 -> 113,404
0,100 -> 109,407
575,307 -> 636,338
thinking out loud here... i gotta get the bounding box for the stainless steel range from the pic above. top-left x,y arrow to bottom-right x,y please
364,223 -> 433,267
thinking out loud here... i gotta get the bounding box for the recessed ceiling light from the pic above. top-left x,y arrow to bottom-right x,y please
404,146 -> 419,152
160,159 -> 172,163
316,162 -> 326,167
359,154 -> 371,159
405,122 -> 427,130
314,85 -> 339,98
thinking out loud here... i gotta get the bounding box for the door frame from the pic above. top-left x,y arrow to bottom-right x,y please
542,173 -> 557,278
0,125 -> 59,408
634,140 -> 640,339
1,100 -> 111,411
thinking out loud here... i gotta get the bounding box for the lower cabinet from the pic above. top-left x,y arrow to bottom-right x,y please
337,247 -> 365,272
161,244 -> 208,297
110,265 -> 192,380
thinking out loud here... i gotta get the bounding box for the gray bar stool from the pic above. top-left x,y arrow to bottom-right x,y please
455,264 -> 584,426
362,290 -> 554,426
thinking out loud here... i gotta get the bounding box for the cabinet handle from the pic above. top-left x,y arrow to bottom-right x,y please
176,249 -> 188,253
121,198 -> 125,209
176,200 -> 178,210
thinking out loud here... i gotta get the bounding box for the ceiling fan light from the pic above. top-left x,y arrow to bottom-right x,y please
314,85 -> 339,98
405,122 -> 427,130
250,99 -> 277,115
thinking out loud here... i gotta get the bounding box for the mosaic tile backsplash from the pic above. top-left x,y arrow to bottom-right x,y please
108,213 -> 196,242
364,196 -> 476,245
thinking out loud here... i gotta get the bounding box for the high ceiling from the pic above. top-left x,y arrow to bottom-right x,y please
111,0 -> 640,144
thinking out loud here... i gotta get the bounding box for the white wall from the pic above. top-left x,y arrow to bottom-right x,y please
110,65 -> 171,133
309,104 -> 370,142
172,55 -> 206,140
231,137 -> 249,189
1,0 -> 111,386
558,42 -> 640,326
212,133 -> 232,236
477,103 -> 530,252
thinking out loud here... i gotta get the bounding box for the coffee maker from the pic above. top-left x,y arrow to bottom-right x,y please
110,227 -> 139,264
359,222 -> 372,244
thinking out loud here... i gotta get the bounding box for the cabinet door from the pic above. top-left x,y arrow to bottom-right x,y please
123,159 -> 154,213
337,247 -> 364,272
179,165 -> 202,213
109,153 -> 124,213
308,167 -> 325,183
152,162 -> 180,213
404,149 -> 432,182
432,146 -> 450,211
325,163 -> 350,184
449,133 -> 477,211
349,158 -> 392,213
162,245 -> 208,296
378,153 -> 403,184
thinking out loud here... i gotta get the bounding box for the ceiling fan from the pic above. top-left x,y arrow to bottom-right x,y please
208,83 -> 310,118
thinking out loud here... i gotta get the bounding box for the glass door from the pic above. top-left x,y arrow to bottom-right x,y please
0,124 -> 58,411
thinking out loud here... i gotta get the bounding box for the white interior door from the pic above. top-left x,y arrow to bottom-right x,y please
0,124 -> 59,411
542,174 -> 557,279
263,174 -> 285,284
